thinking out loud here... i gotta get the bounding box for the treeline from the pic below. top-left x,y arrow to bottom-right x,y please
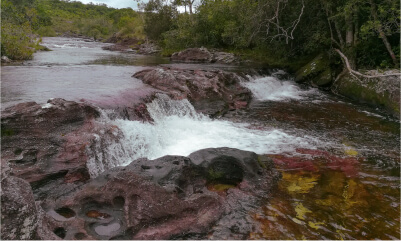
142,0 -> 400,70
1,0 -> 145,60
2,0 -> 399,70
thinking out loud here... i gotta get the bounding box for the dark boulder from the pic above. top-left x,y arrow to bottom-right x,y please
40,148 -> 280,240
295,53 -> 334,87
133,67 -> 252,116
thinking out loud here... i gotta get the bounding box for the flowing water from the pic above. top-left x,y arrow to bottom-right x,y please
1,37 -> 399,239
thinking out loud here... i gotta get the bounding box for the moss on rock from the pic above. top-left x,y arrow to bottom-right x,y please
312,68 -> 333,87
332,70 -> 400,119
295,53 -> 332,85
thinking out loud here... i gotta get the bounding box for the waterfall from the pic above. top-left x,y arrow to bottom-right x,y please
241,73 -> 318,101
86,93 -> 319,177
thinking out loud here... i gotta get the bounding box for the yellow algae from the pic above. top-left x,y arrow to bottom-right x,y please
343,179 -> 369,208
281,172 -> 319,194
336,229 -> 346,240
345,148 -> 358,156
343,143 -> 358,156
294,202 -> 312,220
308,221 -> 325,230
315,195 -> 342,207
343,179 -> 358,200
208,183 -> 236,191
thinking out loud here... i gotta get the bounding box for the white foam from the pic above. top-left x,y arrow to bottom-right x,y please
41,103 -> 53,109
87,94 -> 320,176
242,75 -> 316,101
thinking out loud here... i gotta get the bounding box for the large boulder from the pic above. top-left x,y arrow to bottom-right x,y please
332,70 -> 400,119
133,67 -> 252,116
40,148 -> 280,240
1,99 -> 106,200
171,47 -> 213,63
295,53 -> 334,87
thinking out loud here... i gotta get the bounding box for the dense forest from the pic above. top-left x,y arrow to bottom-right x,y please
1,0 -> 400,71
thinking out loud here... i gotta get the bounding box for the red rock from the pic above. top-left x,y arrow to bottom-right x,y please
1,99 -> 102,199
133,67 -> 252,116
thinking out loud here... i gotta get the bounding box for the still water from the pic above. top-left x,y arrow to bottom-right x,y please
1,37 -> 399,239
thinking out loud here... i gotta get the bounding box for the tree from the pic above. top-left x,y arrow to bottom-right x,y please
142,0 -> 178,41
365,0 -> 399,67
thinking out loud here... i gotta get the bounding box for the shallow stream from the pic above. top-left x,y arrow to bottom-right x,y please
1,37 -> 399,239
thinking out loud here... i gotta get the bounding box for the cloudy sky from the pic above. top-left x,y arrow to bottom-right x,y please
77,0 -> 142,9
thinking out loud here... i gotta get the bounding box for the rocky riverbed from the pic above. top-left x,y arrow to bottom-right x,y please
1,37 -> 399,240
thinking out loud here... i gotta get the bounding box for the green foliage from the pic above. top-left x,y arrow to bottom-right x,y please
143,0 -> 178,40
1,0 -> 146,59
77,17 -> 113,40
145,0 -> 400,69
1,22 -> 36,60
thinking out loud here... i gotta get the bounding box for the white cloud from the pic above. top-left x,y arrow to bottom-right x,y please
77,0 -> 143,10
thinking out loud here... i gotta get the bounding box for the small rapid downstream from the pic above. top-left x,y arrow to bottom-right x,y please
1,37 -> 399,240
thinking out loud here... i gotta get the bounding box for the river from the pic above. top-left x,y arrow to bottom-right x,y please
1,37 -> 399,240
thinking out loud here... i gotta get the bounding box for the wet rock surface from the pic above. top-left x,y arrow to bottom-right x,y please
1,96 -> 281,240
171,47 -> 240,64
103,34 -> 161,55
133,67 -> 252,116
1,176 -> 39,240
1,55 -> 12,63
39,148 -> 280,240
1,99 -> 104,200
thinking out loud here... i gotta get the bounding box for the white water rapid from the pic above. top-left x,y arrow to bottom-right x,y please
241,74 -> 318,101
87,93 -> 320,177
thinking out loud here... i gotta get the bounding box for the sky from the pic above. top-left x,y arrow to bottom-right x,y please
77,0 -> 190,12
77,0 -> 142,10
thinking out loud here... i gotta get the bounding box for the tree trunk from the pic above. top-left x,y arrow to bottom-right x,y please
188,0 -> 193,14
370,0 -> 398,67
334,21 -> 345,48
345,6 -> 356,69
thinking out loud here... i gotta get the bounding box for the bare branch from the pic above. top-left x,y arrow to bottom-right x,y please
257,0 -> 305,44
335,48 -> 401,79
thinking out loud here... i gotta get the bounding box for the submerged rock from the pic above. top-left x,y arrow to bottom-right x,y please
133,67 -> 252,116
40,148 -> 280,240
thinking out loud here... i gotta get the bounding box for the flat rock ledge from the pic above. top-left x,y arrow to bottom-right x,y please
1,98 -> 281,240
171,47 -> 240,64
36,148 -> 280,240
